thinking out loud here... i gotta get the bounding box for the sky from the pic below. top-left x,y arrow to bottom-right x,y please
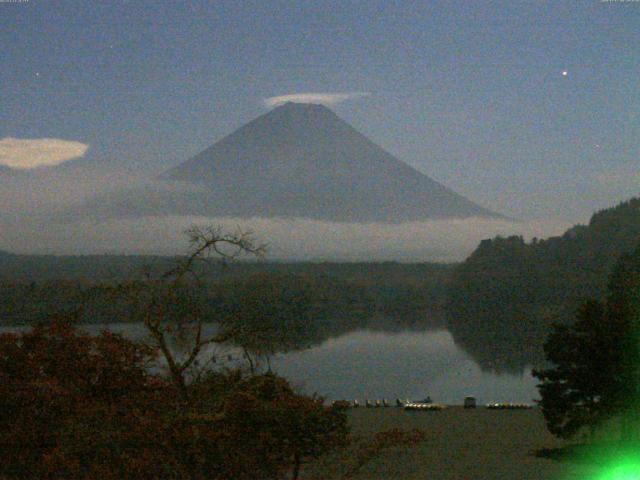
0,0 -> 638,257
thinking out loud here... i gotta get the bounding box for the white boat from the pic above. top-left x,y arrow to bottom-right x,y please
403,402 -> 446,411
485,402 -> 533,410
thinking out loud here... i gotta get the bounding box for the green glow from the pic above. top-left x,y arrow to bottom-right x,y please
596,458 -> 640,480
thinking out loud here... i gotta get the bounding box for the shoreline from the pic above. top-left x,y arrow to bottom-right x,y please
305,407 -> 599,479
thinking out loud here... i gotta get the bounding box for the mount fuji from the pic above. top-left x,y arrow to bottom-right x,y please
160,102 -> 499,221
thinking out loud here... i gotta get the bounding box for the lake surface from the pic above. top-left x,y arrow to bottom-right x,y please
271,329 -> 539,404
0,323 -> 539,405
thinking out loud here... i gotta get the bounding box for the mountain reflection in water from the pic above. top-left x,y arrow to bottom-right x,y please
0,320 -> 536,405
271,329 -> 538,404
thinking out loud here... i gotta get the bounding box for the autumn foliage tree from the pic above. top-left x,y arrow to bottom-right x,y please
0,318 -> 352,479
0,318 -> 174,479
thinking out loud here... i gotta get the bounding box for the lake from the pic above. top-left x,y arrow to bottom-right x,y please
0,322 -> 539,405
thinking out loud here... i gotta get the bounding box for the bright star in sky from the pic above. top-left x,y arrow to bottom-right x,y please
562,71 -> 568,76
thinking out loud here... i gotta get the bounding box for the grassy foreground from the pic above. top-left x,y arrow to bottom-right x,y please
305,407 -> 601,480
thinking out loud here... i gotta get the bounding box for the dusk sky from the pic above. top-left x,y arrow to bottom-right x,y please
1,0 -> 639,254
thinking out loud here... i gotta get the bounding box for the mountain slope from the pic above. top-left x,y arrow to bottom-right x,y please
158,102 -> 499,222
446,197 -> 640,373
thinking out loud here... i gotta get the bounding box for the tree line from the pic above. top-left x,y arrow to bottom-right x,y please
534,239 -> 640,446
0,257 -> 452,328
446,197 -> 640,373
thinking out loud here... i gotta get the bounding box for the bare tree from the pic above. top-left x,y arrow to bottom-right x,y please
115,225 -> 265,400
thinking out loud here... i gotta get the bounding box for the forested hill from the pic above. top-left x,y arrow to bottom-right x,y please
447,197 -> 640,373
0,257 -> 454,329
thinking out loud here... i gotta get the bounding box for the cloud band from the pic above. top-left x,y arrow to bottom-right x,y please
264,92 -> 370,108
0,137 -> 89,170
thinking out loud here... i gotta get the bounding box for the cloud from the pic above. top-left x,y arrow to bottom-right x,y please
0,214 -> 570,261
0,137 -> 89,170
0,172 -> 571,259
264,92 -> 370,108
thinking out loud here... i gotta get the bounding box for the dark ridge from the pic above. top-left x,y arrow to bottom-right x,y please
446,196 -> 640,373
